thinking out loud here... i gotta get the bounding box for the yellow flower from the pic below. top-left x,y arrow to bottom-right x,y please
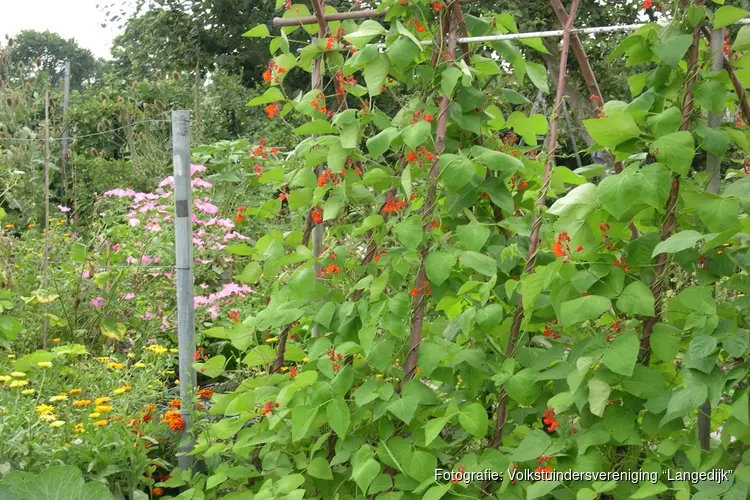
52,338 -> 61,343
96,357 -> 109,362
127,352 -> 135,358
107,362 -> 125,370
9,380 -> 29,388
36,404 -> 55,415
165,370 -> 175,375
146,345 -> 168,355
40,413 -> 57,422
94,397 -> 110,405
10,372 -> 26,378
21,389 -> 35,395
74,423 -> 85,434
49,395 -> 68,402
280,366 -> 289,372
265,337 -> 278,344
73,399 -> 91,407
49,420 -> 66,428
134,363 -> 145,368
113,388 -> 125,395
37,361 -> 53,368
303,357 -> 309,363
93,420 -> 107,427
169,348 -> 178,354
95,405 -> 113,413
0,375 -> 10,383
27,223 -> 34,229
375,373 -> 383,378
175,379 -> 179,385
4,223 -> 13,229
69,388 -> 82,395
88,412 -> 101,419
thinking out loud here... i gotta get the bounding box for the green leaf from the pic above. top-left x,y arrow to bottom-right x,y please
402,120 -> 432,150
243,345 -> 276,367
652,131 -> 695,176
344,20 -> 387,49
242,24 -> 271,37
388,394 -> 419,424
353,215 -> 384,236
651,323 -> 681,362
456,222 -> 491,251
588,379 -> 612,417
326,397 -> 350,437
393,216 -> 423,251
604,405 -> 636,442
694,81 -> 728,114
583,113 -> 640,149
651,230 -> 703,257
353,458 -> 380,495
651,34 -> 694,67
526,61 -> 548,93
425,252 -> 455,286
631,482 -> 668,499
602,332 -> 639,377
424,416 -> 450,446
294,120 -> 338,135
527,481 -> 561,500
0,316 -> 22,340
714,6 -> 749,28
661,385 -> 708,425
364,54 -> 390,97
596,174 -> 645,219
248,87 -> 285,106
367,127 -> 399,157
194,355 -> 226,378
647,106 -> 682,138
698,194 -> 739,232
506,368 -> 541,406
422,484 -> 451,500
459,251 -> 497,277
560,296 -> 611,326
292,405 -> 319,442
512,429 -> 551,462
0,465 -> 114,500
548,183 -> 599,219
617,281 -> 655,316
688,335 -> 718,359
733,25 -> 750,51
307,457 -> 333,480
439,154 -> 476,191
458,403 -> 489,438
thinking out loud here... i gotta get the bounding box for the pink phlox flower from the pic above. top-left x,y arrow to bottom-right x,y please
90,297 -> 105,309
57,205 -> 71,213
191,164 -> 206,176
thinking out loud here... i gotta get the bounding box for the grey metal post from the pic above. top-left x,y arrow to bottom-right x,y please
60,61 -> 70,199
42,89 -> 51,348
698,27 -> 725,454
172,110 -> 196,469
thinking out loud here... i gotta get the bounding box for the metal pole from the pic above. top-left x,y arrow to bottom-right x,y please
172,109 -> 196,470
698,26 -> 725,454
562,98 -> 583,169
42,89 -> 50,348
60,61 -> 70,200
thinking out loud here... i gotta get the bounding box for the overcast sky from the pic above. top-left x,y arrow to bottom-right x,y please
0,0 -> 131,59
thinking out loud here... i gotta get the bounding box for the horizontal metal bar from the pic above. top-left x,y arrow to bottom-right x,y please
272,0 -> 479,27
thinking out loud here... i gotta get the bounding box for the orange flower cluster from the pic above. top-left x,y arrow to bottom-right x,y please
265,103 -> 280,119
251,139 -> 277,159
406,18 -> 426,33
406,145 -> 435,164
383,197 -> 407,213
228,310 -> 240,324
317,169 -> 339,187
163,410 -> 185,431
410,280 -> 431,298
642,0 -> 652,8
335,70 -> 357,96
432,1 -> 442,11
328,349 -> 342,371
262,60 -> 286,84
542,324 -> 561,340
452,464 -> 465,484
317,263 -> 342,278
613,256 -> 629,272
542,408 -> 559,432
310,98 -> 328,115
235,205 -> 246,222
193,347 -> 210,361
198,388 -> 213,399
169,399 -> 180,409
311,206 -> 323,224
290,366 -> 297,378
535,455 -> 553,479
373,250 -> 386,262
262,400 -> 279,415
551,232 -> 570,258
411,107 -> 434,124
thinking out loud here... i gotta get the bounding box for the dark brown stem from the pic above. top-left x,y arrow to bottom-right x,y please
400,14 -> 457,392
449,0 -> 471,65
489,0 -> 580,450
639,22 -> 701,366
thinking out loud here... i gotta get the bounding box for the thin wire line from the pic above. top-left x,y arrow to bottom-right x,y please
0,119 -> 171,143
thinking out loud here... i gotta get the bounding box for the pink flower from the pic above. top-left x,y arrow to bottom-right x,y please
146,338 -> 157,344
195,200 -> 219,215
153,257 -> 161,264
57,205 -> 71,213
128,218 -> 141,227
122,292 -> 135,300
192,178 -> 213,189
141,255 -> 153,265
143,311 -> 154,320
126,257 -> 137,264
135,242 -> 143,247
158,176 -> 175,188
112,244 -> 121,252
81,270 -> 91,279
207,305 -> 220,319
191,164 -> 206,176
90,297 -> 105,309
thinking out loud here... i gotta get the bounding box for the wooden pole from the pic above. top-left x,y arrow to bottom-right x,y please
42,89 -> 51,348
172,109 -> 196,470
490,0 -> 579,449
60,61 -> 70,201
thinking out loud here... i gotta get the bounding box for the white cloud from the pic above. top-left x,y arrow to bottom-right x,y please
0,0 -> 135,59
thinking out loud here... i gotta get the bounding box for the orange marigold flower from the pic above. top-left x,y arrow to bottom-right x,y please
169,399 -> 180,408
198,388 -> 213,399
153,487 -> 165,497
642,0 -> 653,9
